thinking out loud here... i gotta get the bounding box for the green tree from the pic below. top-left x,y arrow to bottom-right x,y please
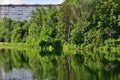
71,27 -> 84,44
84,0 -> 120,44
43,7 -> 58,39
31,7 -> 46,28
11,26 -> 23,43
0,17 -> 12,42
22,21 -> 31,42
56,0 -> 93,44
92,0 -> 120,37
27,22 -> 40,43
56,0 -> 75,42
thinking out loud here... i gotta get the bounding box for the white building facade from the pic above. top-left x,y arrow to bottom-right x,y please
0,4 -> 60,21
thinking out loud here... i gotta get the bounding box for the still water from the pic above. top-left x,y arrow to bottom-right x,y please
0,48 -> 120,80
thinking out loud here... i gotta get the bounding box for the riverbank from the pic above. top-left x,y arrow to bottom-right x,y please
0,42 -> 38,49
0,42 -> 120,53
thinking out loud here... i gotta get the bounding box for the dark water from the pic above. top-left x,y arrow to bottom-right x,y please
0,48 -> 120,80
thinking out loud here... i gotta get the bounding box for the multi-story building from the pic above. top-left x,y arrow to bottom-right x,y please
0,4 -> 60,21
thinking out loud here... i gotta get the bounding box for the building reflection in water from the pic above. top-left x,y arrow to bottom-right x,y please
0,68 -> 32,80
0,67 -> 5,80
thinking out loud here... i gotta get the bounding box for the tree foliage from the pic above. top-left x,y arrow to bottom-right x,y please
0,0 -> 120,46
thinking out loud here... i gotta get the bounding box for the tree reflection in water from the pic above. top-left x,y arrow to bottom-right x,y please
0,48 -> 120,80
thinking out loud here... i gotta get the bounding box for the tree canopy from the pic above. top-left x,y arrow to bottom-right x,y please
0,0 -> 120,46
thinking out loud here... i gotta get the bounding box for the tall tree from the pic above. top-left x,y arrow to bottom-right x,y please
84,0 -> 120,44
27,22 -> 40,43
57,0 -> 76,42
0,17 -> 12,42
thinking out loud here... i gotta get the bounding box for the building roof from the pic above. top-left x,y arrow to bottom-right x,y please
0,4 -> 61,6
0,0 -> 63,5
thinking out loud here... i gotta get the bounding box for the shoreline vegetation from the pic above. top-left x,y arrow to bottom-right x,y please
0,0 -> 120,51
0,42 -> 37,49
0,42 -> 120,53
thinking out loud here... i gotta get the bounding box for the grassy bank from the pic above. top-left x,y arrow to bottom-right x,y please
0,42 -> 120,53
0,42 -> 38,49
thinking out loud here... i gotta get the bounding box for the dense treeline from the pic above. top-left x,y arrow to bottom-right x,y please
0,0 -> 120,47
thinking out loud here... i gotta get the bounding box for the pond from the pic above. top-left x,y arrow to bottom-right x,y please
0,48 -> 120,80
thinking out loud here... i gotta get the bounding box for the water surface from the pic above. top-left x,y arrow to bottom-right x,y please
0,48 -> 120,80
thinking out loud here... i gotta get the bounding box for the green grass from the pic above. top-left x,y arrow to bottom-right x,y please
0,42 -> 120,53
0,42 -> 38,49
